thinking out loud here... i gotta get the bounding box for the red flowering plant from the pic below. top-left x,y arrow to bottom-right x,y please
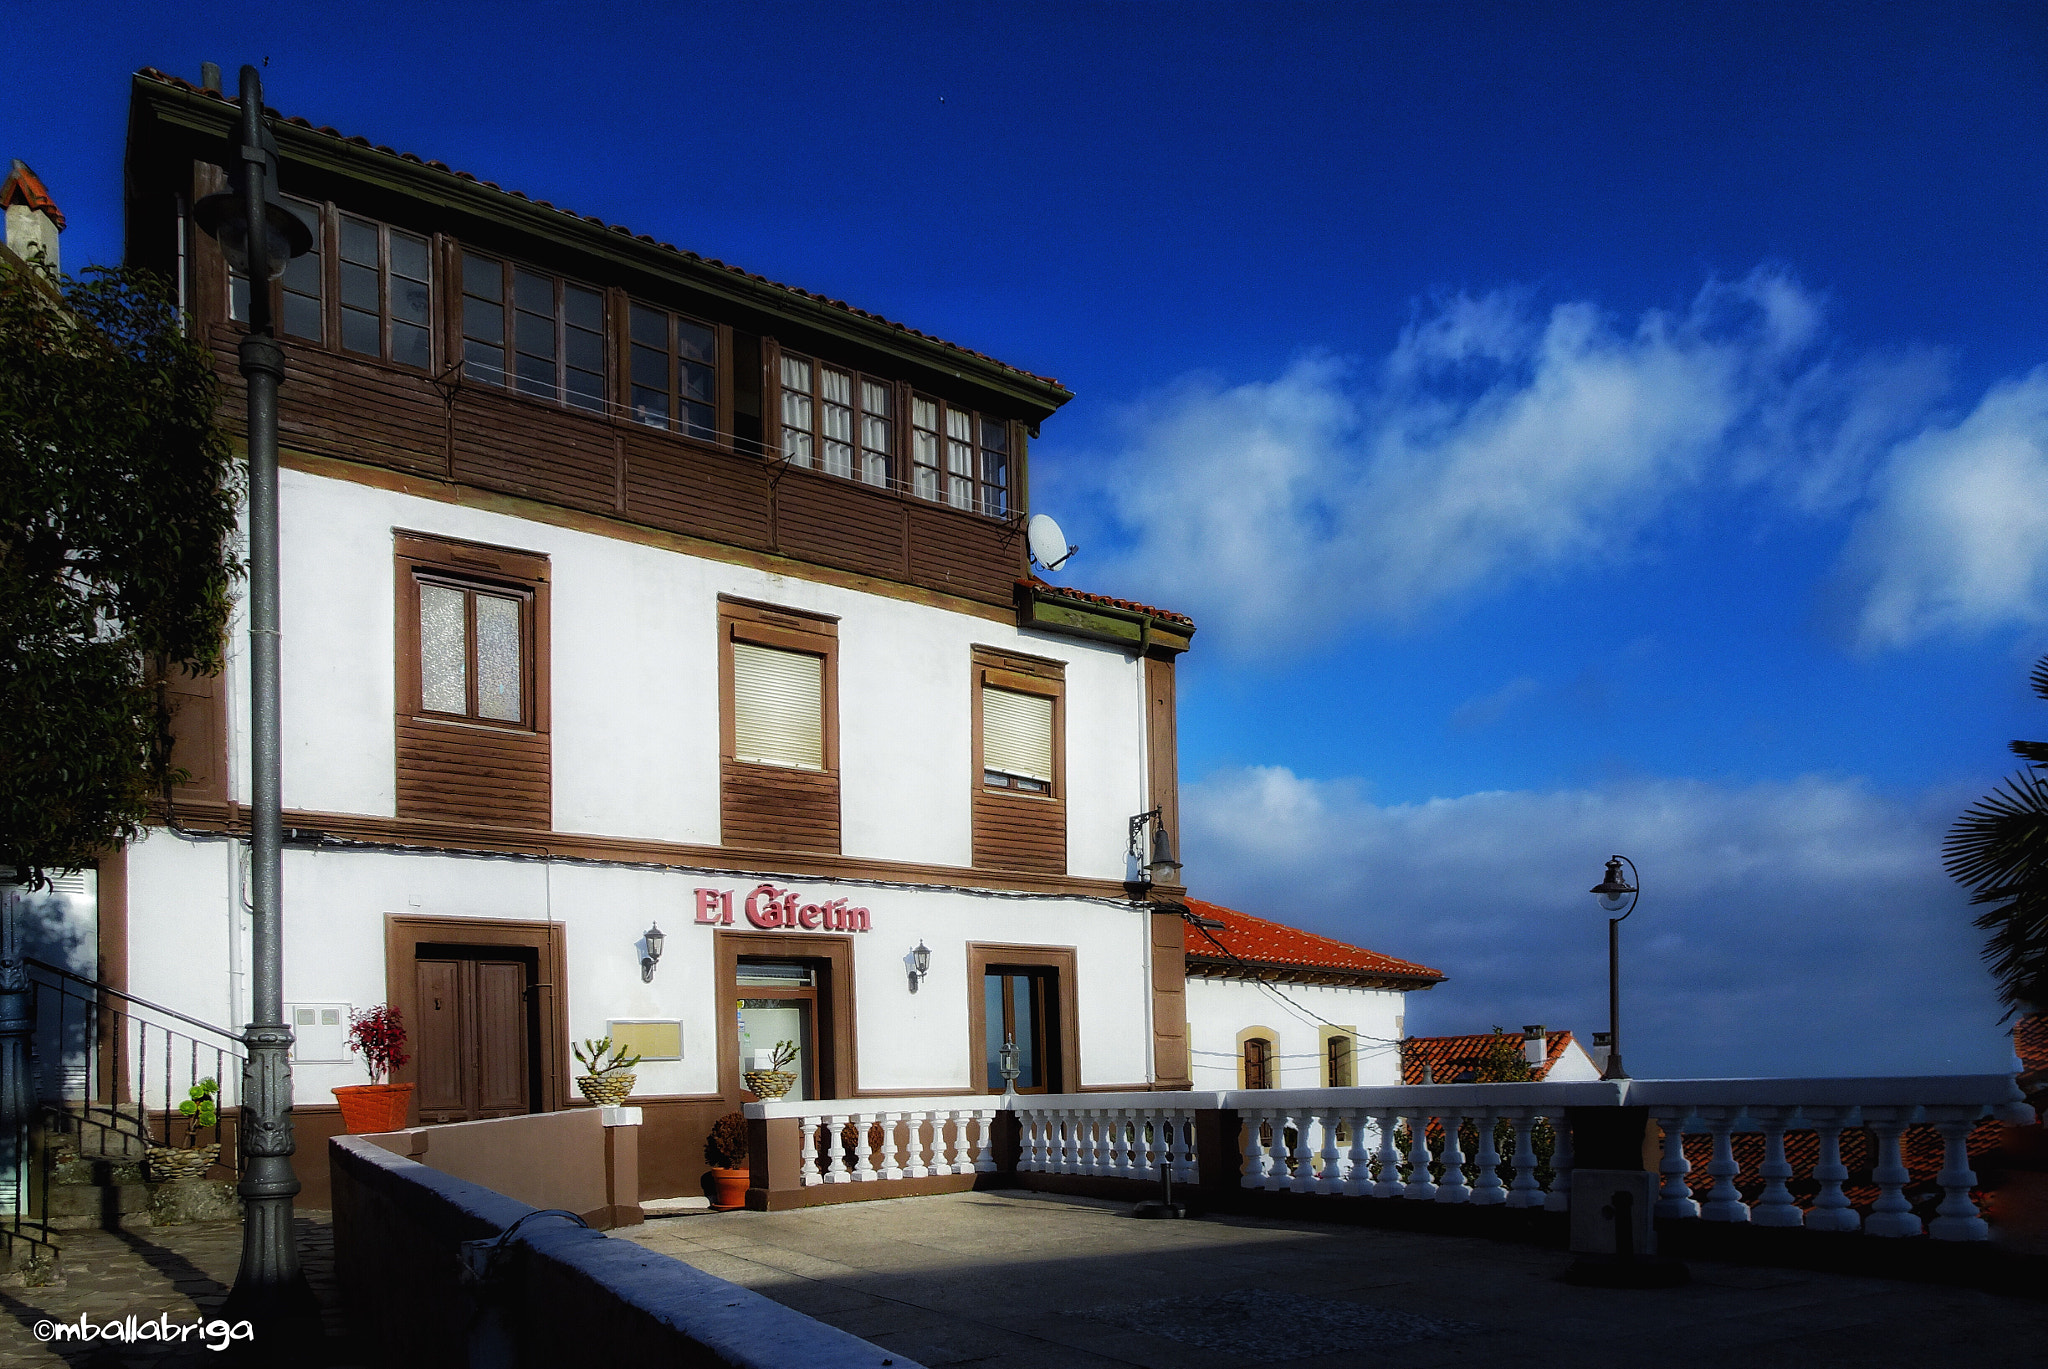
347,1005 -> 410,1084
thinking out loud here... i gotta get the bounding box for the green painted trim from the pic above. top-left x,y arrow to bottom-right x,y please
1016,586 -> 1195,655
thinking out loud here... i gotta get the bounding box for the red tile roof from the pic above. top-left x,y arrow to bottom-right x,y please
2016,1012 -> 2047,1073
1399,1030 -> 1582,1084
1182,899 -> 1444,985
1019,576 -> 1195,628
133,69 -> 1065,396
1,160 -> 63,228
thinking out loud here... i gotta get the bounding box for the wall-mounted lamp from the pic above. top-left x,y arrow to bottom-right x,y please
641,923 -> 665,983
1128,808 -> 1184,890
907,940 -> 931,993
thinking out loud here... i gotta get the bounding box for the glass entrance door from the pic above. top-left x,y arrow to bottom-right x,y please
983,967 -> 1058,1093
736,960 -> 818,1101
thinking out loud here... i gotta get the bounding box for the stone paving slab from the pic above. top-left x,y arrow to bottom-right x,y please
0,1214 -> 361,1367
619,1190 -> 2048,1368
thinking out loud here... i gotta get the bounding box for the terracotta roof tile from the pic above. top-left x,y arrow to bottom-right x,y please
1182,899 -> 1444,983
1,160 -> 64,229
1398,1030 -> 1580,1084
1019,576 -> 1195,628
134,68 -> 1067,397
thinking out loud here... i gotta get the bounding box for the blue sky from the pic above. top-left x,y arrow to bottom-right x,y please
19,3 -> 2048,1077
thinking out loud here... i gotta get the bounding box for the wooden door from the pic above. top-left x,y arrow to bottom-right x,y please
414,950 -> 533,1123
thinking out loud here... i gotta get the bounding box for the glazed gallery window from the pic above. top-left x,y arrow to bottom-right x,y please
731,642 -> 825,770
630,302 -> 717,441
911,399 -> 1010,516
462,252 -> 606,413
779,353 -> 893,488
981,685 -> 1053,794
228,197 -> 323,342
983,967 -> 1057,1093
416,579 -> 532,725
339,214 -> 432,367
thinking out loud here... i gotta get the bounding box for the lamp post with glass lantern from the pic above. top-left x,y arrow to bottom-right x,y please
1587,855 -> 1640,1081
191,64 -> 315,1321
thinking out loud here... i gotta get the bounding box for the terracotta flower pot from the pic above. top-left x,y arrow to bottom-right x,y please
707,1167 -> 751,1211
333,1082 -> 415,1134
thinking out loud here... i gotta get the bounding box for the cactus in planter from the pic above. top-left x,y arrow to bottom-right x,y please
575,1036 -> 643,1106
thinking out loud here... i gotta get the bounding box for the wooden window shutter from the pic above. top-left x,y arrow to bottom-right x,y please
982,685 -> 1053,783
732,641 -> 824,770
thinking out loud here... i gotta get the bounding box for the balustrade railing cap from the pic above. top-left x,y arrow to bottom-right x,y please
1623,1074 -> 2027,1109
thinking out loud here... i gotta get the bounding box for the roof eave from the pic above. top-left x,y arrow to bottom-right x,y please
125,74 -> 1074,423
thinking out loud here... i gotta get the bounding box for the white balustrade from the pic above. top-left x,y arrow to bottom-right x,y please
744,1075 -> 2035,1242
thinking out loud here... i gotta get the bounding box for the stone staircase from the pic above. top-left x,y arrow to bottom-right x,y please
43,1103 -> 241,1234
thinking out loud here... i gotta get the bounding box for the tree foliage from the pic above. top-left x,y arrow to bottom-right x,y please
1945,655 -> 2048,1015
0,255 -> 240,887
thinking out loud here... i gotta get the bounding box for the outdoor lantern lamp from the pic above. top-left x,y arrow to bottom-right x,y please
999,1034 -> 1021,1095
196,65 -> 317,1328
641,923 -> 665,982
1588,855 -> 1640,1081
1128,809 -> 1183,889
908,940 -> 931,992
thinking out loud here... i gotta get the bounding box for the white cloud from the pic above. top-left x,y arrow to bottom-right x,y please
1044,267 -> 2010,656
1832,368 -> 2048,651
1182,765 -> 2014,1078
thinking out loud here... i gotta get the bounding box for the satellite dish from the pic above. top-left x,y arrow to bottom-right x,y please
1027,513 -> 1077,572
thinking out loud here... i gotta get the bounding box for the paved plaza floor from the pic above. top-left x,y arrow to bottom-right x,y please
619,1189 -> 2048,1368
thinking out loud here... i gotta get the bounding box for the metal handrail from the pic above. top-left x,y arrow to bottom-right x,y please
25,955 -> 244,1044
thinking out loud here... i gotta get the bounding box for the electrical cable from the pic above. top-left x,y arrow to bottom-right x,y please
1179,911 -> 1415,1049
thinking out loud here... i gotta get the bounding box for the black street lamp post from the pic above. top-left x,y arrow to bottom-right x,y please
192,64 -> 316,1325
1588,855 -> 1640,1081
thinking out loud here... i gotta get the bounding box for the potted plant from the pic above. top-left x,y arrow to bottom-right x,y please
333,1004 -> 414,1133
574,1037 -> 642,1107
743,1039 -> 799,1100
145,1077 -> 222,1181
704,1111 -> 751,1210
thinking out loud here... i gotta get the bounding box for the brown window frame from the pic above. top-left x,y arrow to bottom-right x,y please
228,198 -> 437,374
395,532 -> 550,734
716,931 -> 856,1102
336,211 -> 435,370
627,299 -> 724,445
776,348 -> 899,491
970,646 -> 1066,873
460,250 -> 609,415
911,394 -> 1013,519
1243,1035 -> 1274,1090
718,597 -> 841,854
966,943 -> 1079,1096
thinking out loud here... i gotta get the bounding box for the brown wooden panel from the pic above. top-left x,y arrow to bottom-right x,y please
414,959 -> 466,1121
720,760 -> 839,854
475,959 -> 530,1118
451,388 -> 618,515
908,504 -> 1025,605
972,790 -> 1066,873
1150,910 -> 1190,1087
211,325 -> 449,477
396,717 -> 550,827
773,470 -> 907,579
622,429 -> 772,548
160,664 -> 226,804
1145,656 -> 1180,859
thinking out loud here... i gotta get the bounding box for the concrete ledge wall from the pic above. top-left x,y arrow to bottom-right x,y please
363,1109 -> 607,1222
331,1134 -> 920,1369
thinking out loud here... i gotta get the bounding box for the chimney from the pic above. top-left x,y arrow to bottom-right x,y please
201,62 -> 223,92
2,160 -> 64,276
1522,1024 -> 1547,1069
1590,1030 -> 1612,1074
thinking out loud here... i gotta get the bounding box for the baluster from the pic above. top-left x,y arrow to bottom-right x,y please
1282,1112 -> 1312,1193
1544,1111 -> 1573,1213
1803,1107 -> 1859,1232
1242,1109 -> 1270,1189
1342,1110 -> 1372,1197
1316,1111 -> 1344,1194
799,1116 -> 822,1186
850,1112 -> 878,1181
1698,1108 -> 1750,1222
1654,1109 -> 1700,1219
950,1109 -> 975,1173
974,1108 -> 1000,1174
1926,1106 -> 1990,1241
1402,1110 -> 1437,1200
1070,1110 -> 1093,1175
1436,1111 -> 1471,1203
878,1112 -> 905,1181
823,1114 -> 851,1183
1471,1109 -> 1505,1205
1506,1112 -> 1543,1208
1749,1106 -> 1800,1225
1060,1111 -> 1080,1173
1273,1112 -> 1301,1192
1029,1111 -> 1049,1173
1863,1109 -> 1921,1237
1372,1111 -> 1403,1198
1113,1111 -> 1134,1178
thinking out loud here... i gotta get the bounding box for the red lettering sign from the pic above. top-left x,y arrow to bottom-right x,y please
703,884 -> 870,934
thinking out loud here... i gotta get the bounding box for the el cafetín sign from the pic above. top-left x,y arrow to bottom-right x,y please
694,884 -> 872,933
